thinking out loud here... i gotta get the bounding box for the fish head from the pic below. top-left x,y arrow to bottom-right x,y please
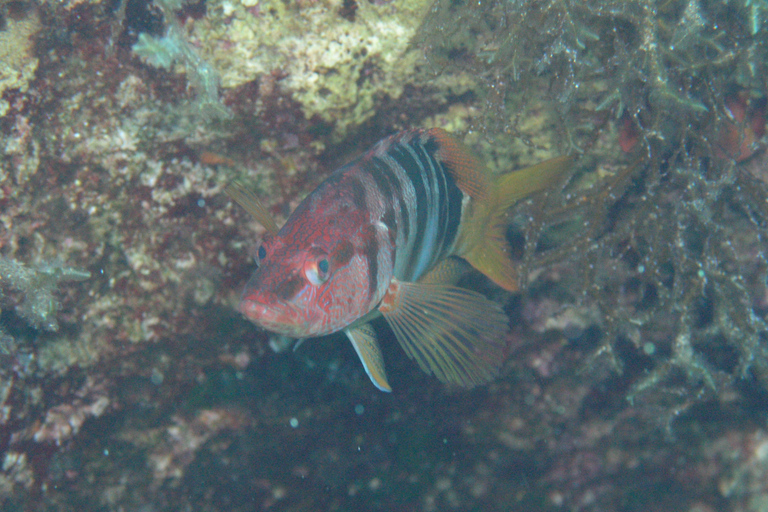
239,228 -> 388,338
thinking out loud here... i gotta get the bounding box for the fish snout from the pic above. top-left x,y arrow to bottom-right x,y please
239,299 -> 271,321
239,296 -> 304,333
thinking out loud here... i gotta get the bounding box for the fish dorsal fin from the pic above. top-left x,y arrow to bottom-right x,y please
495,155 -> 575,210
427,128 -> 491,202
378,278 -> 507,388
345,323 -> 392,392
225,180 -> 280,235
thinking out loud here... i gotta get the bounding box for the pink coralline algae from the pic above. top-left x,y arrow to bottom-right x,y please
144,408 -> 250,481
21,378 -> 111,446
32,396 -> 110,446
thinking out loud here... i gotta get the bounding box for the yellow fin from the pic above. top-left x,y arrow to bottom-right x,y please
495,155 -> 575,210
463,240 -> 520,292
345,323 -> 392,392
379,279 -> 507,388
463,155 -> 574,292
224,180 -> 280,235
417,256 -> 469,286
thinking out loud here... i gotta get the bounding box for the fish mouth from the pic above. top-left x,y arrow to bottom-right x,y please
239,296 -> 309,336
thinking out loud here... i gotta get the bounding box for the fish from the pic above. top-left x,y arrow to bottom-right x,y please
226,128 -> 572,392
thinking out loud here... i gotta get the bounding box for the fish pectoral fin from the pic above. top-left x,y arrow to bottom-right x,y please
379,279 -> 508,388
224,180 -> 280,235
345,323 -> 392,392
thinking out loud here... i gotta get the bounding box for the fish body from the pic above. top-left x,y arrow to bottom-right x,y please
228,128 -> 571,391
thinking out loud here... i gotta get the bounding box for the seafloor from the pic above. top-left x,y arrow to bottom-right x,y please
2,0 -> 768,510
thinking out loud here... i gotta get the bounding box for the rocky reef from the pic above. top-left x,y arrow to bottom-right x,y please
1,0 -> 768,510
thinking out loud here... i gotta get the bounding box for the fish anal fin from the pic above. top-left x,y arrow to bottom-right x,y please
379,279 -> 508,388
345,323 -> 392,392
426,128 -> 490,202
225,180 -> 280,235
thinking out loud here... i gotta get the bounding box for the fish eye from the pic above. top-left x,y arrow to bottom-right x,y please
305,257 -> 331,286
257,245 -> 267,262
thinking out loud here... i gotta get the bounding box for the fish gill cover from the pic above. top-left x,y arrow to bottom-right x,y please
0,0 -> 768,510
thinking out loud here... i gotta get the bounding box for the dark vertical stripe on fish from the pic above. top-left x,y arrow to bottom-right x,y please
348,175 -> 369,211
370,155 -> 411,242
442,171 -> 463,256
365,156 -> 408,246
363,224 -> 379,301
421,136 -> 464,263
381,207 -> 397,240
389,144 -> 429,279
366,157 -> 395,199
405,140 -> 440,277
422,136 -> 464,232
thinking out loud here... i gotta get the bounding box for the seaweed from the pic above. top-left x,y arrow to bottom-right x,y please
419,0 -> 768,427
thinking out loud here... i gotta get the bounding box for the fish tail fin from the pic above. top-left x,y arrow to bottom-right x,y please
463,155 -> 575,292
495,155 -> 575,210
427,128 -> 573,292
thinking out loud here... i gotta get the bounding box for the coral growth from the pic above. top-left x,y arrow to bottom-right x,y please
0,8 -> 40,117
31,377 -> 110,446
131,408 -> 250,481
189,0 -> 435,139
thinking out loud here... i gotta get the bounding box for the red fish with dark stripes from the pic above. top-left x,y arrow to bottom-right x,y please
227,128 -> 572,391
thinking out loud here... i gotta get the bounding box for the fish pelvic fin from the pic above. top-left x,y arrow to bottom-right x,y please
345,323 -> 392,392
463,155 -> 575,292
379,278 -> 508,388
